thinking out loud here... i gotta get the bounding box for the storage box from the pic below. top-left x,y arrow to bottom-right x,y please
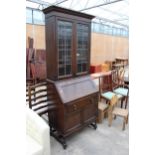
90,65 -> 102,73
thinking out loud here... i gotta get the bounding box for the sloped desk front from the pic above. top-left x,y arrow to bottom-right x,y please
47,75 -> 99,149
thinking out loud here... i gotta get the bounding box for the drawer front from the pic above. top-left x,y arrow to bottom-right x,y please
64,111 -> 81,132
63,93 -> 98,135
65,94 -> 98,113
83,100 -> 97,123
83,94 -> 98,123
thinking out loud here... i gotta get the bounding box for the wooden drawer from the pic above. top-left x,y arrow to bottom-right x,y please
65,95 -> 96,113
64,111 -> 81,132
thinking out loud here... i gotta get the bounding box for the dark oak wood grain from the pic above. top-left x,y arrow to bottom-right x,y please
43,5 -> 94,80
47,76 -> 98,139
43,6 -> 98,149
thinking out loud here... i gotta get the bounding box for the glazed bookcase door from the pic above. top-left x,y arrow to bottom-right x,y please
76,23 -> 89,75
57,20 -> 73,78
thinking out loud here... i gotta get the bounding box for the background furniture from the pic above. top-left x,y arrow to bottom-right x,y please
34,49 -> 47,81
112,67 -> 125,88
113,84 -> 129,109
27,81 -> 57,116
90,65 -> 102,73
112,68 -> 129,109
97,101 -> 109,123
112,63 -> 124,71
124,66 -> 129,85
108,95 -> 128,130
91,71 -> 113,101
115,57 -> 128,67
105,60 -> 116,70
100,70 -> 122,101
26,108 -> 51,155
91,71 -> 111,93
90,63 -> 110,74
26,37 -> 46,85
101,63 -> 110,72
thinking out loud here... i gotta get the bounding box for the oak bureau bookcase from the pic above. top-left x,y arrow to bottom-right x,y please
43,6 -> 98,149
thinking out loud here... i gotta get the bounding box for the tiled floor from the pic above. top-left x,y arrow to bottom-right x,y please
50,108 -> 129,155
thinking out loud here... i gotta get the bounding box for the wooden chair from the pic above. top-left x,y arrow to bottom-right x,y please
112,67 -> 125,86
108,95 -> 129,130
97,101 -> 109,123
26,81 -> 58,117
113,67 -> 129,109
100,70 -> 123,104
118,67 -> 125,83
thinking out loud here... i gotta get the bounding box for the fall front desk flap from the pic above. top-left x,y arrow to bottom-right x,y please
55,75 -> 98,104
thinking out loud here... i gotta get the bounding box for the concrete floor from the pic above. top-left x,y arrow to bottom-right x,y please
50,112 -> 129,155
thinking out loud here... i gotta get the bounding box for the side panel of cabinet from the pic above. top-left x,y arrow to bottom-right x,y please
45,16 -> 58,80
88,23 -> 92,74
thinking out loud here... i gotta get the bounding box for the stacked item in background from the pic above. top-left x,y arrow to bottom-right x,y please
26,37 -> 46,85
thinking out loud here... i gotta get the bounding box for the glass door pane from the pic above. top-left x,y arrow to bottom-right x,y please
76,24 -> 89,74
57,20 -> 72,77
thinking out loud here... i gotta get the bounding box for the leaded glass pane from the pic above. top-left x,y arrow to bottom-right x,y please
57,21 -> 72,77
76,24 -> 89,73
